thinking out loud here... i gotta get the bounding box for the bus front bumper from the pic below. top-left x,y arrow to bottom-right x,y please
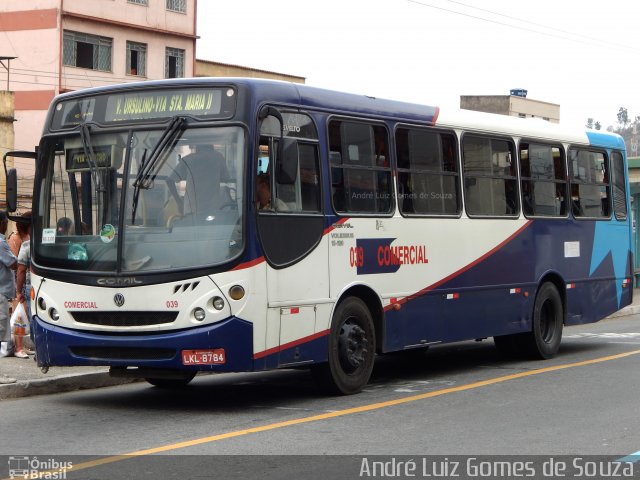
31,315 -> 254,372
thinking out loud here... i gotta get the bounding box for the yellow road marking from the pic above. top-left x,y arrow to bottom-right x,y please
9,348 -> 640,479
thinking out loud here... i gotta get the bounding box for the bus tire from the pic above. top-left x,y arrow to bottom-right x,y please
144,372 -> 196,388
312,297 -> 375,395
521,282 -> 564,359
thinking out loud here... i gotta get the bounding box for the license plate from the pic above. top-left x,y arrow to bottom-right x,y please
181,349 -> 226,365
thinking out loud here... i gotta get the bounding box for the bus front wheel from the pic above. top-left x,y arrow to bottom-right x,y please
522,282 -> 564,359
312,297 -> 375,395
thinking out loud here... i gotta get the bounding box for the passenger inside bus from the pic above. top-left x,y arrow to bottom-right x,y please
56,217 -> 74,235
256,174 -> 288,211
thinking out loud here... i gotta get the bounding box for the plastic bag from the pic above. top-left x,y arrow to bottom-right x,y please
0,341 -> 14,357
10,302 -> 29,336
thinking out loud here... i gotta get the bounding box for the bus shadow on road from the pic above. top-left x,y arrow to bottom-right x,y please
65,336 -> 617,412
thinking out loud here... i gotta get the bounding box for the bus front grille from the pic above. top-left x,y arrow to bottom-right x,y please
69,346 -> 176,360
71,311 -> 178,327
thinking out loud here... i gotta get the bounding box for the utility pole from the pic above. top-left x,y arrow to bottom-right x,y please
0,56 -> 17,91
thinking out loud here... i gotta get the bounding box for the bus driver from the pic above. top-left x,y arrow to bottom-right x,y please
171,144 -> 229,220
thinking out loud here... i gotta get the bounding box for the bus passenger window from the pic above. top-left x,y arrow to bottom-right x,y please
329,120 -> 392,214
396,128 -> 460,216
462,135 -> 518,217
569,149 -> 610,218
611,151 -> 627,220
519,143 -> 567,217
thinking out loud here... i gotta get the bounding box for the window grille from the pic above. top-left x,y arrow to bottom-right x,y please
166,0 -> 186,12
165,47 -> 185,78
63,31 -> 112,72
126,41 -> 147,76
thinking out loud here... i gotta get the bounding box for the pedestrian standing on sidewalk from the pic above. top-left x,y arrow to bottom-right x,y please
10,212 -> 33,358
0,211 -> 17,384
8,211 -> 29,263
8,211 -> 30,307
15,213 -> 32,351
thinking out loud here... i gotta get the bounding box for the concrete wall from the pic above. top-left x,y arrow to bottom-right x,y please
196,59 -> 305,84
460,96 -> 511,116
0,92 -> 16,192
0,93 -> 17,212
460,95 -> 560,123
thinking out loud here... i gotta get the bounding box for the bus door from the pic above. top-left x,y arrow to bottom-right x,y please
257,109 -> 327,366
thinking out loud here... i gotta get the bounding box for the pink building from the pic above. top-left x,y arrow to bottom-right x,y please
0,0 -> 197,154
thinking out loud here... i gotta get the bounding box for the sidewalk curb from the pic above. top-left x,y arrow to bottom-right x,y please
0,372 -> 140,400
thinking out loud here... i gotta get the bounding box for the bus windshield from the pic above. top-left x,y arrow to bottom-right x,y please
35,124 -> 245,272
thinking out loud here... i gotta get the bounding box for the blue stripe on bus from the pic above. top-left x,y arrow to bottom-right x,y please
381,218 -> 632,352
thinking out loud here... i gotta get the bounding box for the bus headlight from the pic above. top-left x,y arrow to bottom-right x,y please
193,307 -> 206,321
49,308 -> 60,321
38,297 -> 47,311
212,297 -> 225,311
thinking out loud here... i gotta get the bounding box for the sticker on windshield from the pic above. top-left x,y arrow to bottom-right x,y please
100,224 -> 116,243
42,228 -> 56,244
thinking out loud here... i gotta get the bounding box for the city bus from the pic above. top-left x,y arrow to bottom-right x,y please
4,78 -> 632,394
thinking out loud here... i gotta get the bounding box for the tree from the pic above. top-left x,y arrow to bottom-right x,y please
595,121 -> 601,131
617,107 -> 629,127
586,118 -> 594,129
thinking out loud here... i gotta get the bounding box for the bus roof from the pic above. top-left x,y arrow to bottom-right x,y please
53,77 -> 624,150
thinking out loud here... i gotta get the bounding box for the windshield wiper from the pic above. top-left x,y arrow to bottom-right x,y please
80,123 -> 104,228
80,123 -> 102,187
131,116 -> 186,224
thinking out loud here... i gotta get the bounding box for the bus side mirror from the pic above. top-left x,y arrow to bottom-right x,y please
6,168 -> 17,212
3,150 -> 36,212
276,138 -> 298,185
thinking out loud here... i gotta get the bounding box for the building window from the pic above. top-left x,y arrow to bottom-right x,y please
329,120 -> 393,214
126,41 -> 147,76
165,47 -> 185,78
63,31 -> 112,72
166,0 -> 186,13
396,127 -> 460,216
128,0 -> 148,5
569,148 -> 610,218
519,142 -> 567,217
462,135 -> 518,217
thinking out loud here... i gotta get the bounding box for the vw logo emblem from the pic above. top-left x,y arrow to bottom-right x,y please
113,293 -> 125,307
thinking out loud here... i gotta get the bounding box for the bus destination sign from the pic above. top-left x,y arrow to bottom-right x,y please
51,87 -> 235,129
105,89 -> 223,122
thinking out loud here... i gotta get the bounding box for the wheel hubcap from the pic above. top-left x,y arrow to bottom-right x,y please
338,320 -> 368,374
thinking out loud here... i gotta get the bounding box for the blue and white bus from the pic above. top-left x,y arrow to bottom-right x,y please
5,78 -> 632,394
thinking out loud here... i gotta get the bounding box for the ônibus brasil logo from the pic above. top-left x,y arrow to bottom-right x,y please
8,456 -> 72,479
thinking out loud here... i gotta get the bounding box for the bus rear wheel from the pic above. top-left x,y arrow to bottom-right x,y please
312,297 -> 375,395
522,282 -> 564,359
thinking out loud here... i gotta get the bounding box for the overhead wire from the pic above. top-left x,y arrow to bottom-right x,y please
405,0 -> 638,53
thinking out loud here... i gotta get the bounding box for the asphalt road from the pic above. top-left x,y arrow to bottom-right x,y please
2,315 -> 640,479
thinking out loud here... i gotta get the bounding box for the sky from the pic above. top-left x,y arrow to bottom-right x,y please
195,0 -> 640,130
